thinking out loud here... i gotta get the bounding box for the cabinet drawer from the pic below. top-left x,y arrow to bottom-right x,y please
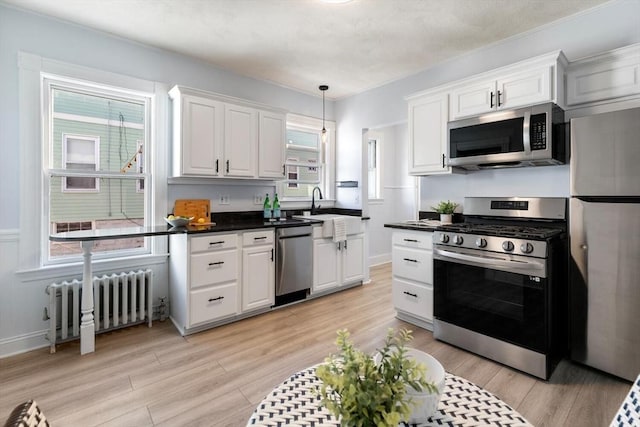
190,233 -> 237,253
392,278 -> 433,322
392,246 -> 433,284
189,283 -> 238,326
191,249 -> 238,288
242,229 -> 274,246
392,231 -> 433,250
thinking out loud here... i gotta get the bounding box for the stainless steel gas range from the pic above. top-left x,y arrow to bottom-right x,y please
432,197 -> 567,380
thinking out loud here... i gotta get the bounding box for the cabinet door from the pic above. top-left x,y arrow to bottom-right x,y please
258,111 -> 286,179
242,245 -> 275,312
182,95 -> 224,176
408,93 -> 451,175
449,80 -> 496,120
342,234 -> 364,285
313,239 -> 340,292
497,66 -> 552,110
224,104 -> 257,177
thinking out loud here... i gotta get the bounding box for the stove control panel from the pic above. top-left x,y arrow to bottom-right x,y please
433,231 -> 548,258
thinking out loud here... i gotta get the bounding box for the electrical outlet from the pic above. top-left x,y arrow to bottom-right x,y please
254,194 -> 264,205
220,194 -> 230,205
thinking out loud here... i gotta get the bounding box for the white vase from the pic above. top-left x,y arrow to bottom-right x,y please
440,213 -> 452,224
404,349 -> 445,423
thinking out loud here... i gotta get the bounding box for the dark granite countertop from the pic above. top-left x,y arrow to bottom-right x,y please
384,221 -> 440,232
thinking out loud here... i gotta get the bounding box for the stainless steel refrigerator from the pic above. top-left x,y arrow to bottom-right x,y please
570,107 -> 640,381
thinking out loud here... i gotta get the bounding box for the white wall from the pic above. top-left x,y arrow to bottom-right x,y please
335,0 -> 640,214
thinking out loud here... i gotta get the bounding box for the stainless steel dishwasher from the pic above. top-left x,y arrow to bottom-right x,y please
275,225 -> 312,306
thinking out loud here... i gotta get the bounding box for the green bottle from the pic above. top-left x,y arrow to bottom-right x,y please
263,193 -> 271,219
273,193 -> 281,219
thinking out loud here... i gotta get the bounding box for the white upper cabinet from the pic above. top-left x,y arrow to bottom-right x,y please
449,51 -> 566,120
224,104 -> 257,178
407,91 -> 450,175
566,43 -> 640,106
169,85 -> 286,180
170,88 -> 224,177
258,111 -> 286,179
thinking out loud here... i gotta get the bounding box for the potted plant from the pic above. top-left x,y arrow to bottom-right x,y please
316,328 -> 440,426
432,200 -> 458,224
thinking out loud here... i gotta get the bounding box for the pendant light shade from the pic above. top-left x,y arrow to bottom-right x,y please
319,85 -> 329,143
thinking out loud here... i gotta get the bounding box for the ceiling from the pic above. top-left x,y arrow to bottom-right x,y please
3,0 -> 610,99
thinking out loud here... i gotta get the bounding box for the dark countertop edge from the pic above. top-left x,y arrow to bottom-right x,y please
50,219 -> 322,241
384,223 -> 438,232
184,217 -> 321,234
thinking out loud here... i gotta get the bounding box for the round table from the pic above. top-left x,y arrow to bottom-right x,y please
247,366 -> 532,426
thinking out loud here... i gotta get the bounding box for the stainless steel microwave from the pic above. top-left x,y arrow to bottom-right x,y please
448,103 -> 566,170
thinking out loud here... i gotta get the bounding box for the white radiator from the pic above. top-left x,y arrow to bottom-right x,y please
45,269 -> 153,352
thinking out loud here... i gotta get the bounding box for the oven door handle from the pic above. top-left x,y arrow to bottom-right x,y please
433,248 -> 544,271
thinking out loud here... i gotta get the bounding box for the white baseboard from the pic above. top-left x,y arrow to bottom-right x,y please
0,329 -> 49,359
369,253 -> 391,267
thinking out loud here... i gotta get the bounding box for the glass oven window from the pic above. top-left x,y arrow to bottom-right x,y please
434,260 -> 547,352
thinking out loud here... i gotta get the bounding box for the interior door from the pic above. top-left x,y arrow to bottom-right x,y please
569,198 -> 640,381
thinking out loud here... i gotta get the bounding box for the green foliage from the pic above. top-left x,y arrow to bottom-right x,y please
316,328 -> 438,427
431,200 -> 458,214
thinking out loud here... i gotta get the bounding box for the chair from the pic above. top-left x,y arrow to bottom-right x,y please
3,400 -> 50,427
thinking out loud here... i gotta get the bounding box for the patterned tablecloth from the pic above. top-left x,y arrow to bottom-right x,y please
610,374 -> 640,427
247,366 -> 533,426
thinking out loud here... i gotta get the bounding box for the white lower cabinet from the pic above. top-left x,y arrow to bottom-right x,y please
169,229 -> 274,335
241,230 -> 275,312
391,230 -> 434,330
312,227 -> 364,294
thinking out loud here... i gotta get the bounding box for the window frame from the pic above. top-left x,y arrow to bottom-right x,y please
42,75 -> 152,266
367,131 -> 383,201
280,114 -> 335,202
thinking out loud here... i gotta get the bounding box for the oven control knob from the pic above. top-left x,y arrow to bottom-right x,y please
520,243 -> 534,254
439,234 -> 450,243
475,238 -> 487,248
453,235 -> 464,245
502,241 -> 514,251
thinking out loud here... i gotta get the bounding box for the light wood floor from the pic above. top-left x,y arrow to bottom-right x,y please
0,263 -> 631,426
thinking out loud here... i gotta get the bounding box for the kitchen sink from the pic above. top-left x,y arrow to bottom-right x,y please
293,214 -> 362,237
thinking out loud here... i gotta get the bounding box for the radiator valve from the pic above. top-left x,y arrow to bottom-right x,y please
158,297 -> 167,322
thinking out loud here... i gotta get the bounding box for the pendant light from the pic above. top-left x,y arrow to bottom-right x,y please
319,85 -> 329,143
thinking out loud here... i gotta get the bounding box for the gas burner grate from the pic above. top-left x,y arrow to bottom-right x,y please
437,223 -> 564,239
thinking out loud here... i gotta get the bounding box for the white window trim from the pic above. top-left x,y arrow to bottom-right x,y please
281,113 -> 335,202
61,134 -> 101,193
367,130 -> 383,201
18,52 -> 169,272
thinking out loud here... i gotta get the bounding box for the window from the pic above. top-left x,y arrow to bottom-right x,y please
281,114 -> 334,200
62,134 -> 100,192
44,77 -> 151,263
368,133 -> 382,200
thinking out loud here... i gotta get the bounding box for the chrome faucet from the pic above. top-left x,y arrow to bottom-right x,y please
311,186 -> 323,214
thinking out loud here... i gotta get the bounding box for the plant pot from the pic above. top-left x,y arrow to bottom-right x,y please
440,213 -> 453,224
404,349 -> 445,422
